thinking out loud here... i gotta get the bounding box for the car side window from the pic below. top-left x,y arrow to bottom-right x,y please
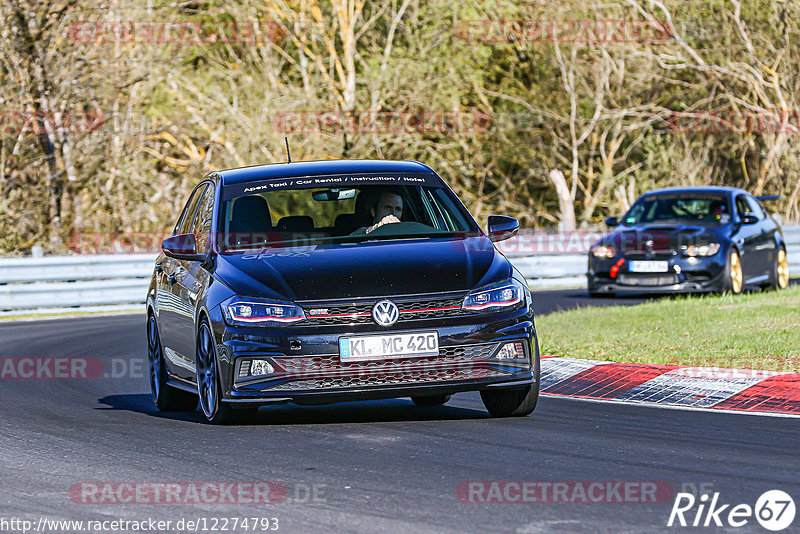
174,185 -> 205,235
745,195 -> 765,220
735,195 -> 751,218
192,183 -> 215,253
179,184 -> 209,235
173,202 -> 190,236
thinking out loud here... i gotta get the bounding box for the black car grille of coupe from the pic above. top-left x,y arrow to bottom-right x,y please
264,343 -> 512,391
299,296 -> 469,326
617,273 -> 679,286
622,250 -> 677,261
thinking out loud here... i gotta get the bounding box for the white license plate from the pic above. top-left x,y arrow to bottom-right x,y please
339,331 -> 439,361
629,260 -> 669,273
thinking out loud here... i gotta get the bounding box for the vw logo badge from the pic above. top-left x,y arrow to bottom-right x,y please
372,300 -> 399,327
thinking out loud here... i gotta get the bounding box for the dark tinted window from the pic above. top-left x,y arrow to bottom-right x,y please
735,195 -> 751,218
177,184 -> 208,235
192,183 -> 215,253
745,195 -> 765,219
622,193 -> 731,225
219,174 -> 479,250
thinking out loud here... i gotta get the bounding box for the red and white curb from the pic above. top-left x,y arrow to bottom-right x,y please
540,357 -> 800,415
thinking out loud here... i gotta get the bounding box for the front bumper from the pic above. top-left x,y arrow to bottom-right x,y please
207,304 -> 537,407
588,253 -> 726,294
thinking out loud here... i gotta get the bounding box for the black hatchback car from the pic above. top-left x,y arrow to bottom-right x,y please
587,186 -> 789,296
146,160 -> 539,423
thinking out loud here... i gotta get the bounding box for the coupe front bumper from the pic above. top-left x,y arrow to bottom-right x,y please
588,253 -> 727,294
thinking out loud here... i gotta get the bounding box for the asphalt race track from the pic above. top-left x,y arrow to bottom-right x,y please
1,289 -> 798,533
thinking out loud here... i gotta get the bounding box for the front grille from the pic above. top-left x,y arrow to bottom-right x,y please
265,342 -> 508,391
267,368 -> 508,391
623,252 -> 676,260
301,296 -> 467,326
617,273 -> 679,286
274,343 -> 499,374
684,272 -> 712,282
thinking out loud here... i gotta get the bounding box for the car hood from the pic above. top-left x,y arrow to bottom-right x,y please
214,236 -> 511,302
603,223 -> 729,252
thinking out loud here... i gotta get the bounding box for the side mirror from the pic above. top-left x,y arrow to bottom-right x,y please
605,216 -> 619,227
741,214 -> 758,225
487,215 -> 519,242
162,233 -> 206,261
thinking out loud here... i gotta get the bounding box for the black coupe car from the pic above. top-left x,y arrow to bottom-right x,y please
146,160 -> 539,423
587,186 -> 790,296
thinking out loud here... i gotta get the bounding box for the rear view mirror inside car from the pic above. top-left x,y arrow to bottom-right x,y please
312,188 -> 356,201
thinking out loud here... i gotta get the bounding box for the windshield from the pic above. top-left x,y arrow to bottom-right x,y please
621,193 -> 732,225
218,173 -> 480,250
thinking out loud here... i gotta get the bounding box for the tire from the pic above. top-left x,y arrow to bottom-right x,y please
196,319 -> 242,425
768,247 -> 790,290
722,247 -> 744,295
411,394 -> 451,406
480,339 -> 540,418
147,313 -> 197,412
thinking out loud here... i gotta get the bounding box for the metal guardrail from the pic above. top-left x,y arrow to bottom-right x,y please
0,255 -> 157,314
0,227 -> 798,314
0,254 -> 156,284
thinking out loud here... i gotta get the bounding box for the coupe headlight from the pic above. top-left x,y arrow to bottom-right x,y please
682,243 -> 721,257
591,245 -> 616,258
462,279 -> 525,312
223,296 -> 305,326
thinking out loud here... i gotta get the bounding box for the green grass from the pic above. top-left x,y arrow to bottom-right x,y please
537,285 -> 800,372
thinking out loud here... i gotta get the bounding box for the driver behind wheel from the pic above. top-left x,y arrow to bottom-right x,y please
366,189 -> 404,233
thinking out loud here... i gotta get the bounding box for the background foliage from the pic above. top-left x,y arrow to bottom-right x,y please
1,0 -> 799,253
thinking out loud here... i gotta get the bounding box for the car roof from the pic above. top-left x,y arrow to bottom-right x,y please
642,186 -> 747,198
216,159 -> 436,185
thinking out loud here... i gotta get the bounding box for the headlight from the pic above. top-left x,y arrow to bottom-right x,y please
682,243 -> 721,257
223,296 -> 305,326
591,245 -> 616,258
462,279 -> 525,312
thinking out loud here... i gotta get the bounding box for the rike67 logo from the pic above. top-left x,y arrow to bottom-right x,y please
668,490 -> 795,531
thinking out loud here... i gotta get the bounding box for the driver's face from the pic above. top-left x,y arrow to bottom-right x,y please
372,193 -> 403,223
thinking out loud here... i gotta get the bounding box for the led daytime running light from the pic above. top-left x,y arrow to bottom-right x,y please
462,281 -> 523,311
